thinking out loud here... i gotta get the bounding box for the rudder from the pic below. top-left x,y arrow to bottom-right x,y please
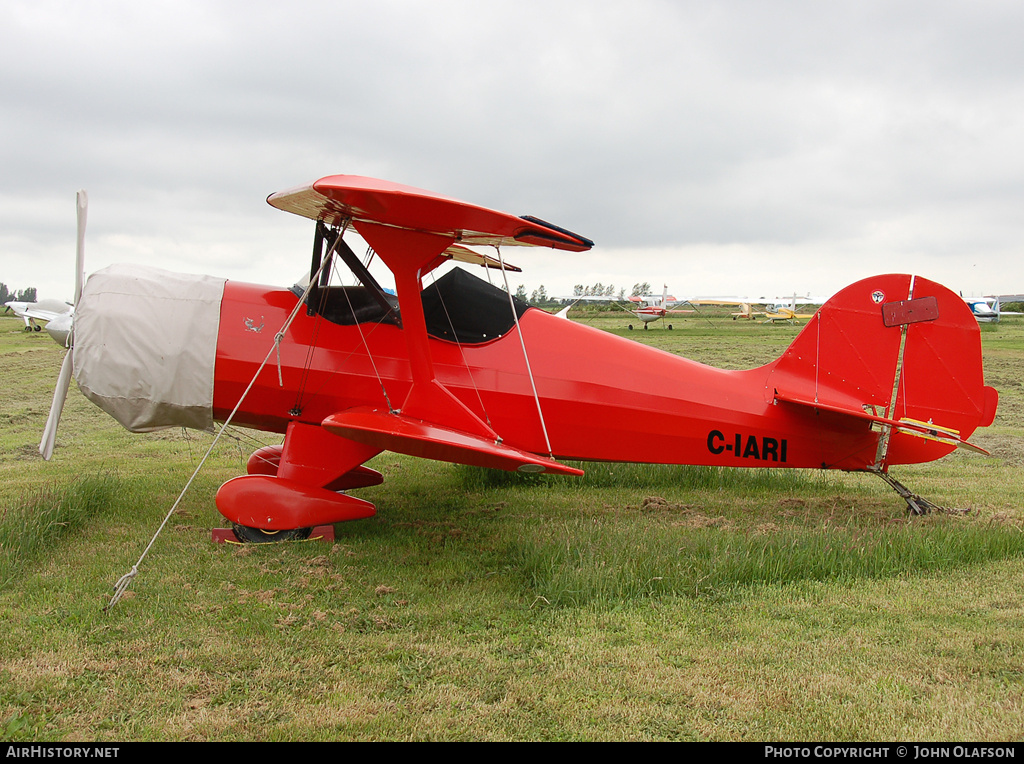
766,274 -> 997,469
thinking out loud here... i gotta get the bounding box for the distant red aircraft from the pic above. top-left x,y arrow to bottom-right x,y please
626,286 -> 694,329
41,177 -> 998,539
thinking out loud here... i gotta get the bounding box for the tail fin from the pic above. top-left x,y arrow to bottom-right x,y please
766,274 -> 998,469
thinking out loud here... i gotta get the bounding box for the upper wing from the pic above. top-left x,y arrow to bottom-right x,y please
268,175 -> 593,253
6,299 -> 72,324
271,175 -> 592,478
23,306 -> 71,323
689,294 -> 831,307
688,296 -> 763,306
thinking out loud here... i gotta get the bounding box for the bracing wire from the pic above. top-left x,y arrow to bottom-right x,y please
339,262 -> 397,414
428,267 -> 492,427
292,251 -> 332,413
291,224 -> 355,413
495,247 -> 554,458
285,239 -> 401,407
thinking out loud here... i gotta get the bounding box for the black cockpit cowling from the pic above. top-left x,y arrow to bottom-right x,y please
292,267 -> 531,344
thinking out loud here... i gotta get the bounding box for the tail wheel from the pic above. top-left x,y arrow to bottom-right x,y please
231,524 -> 313,543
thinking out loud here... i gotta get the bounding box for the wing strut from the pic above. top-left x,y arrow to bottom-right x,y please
308,221 -> 396,324
496,246 -> 554,458
322,221 -> 581,476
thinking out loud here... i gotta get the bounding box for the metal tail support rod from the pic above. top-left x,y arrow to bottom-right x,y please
869,468 -> 966,516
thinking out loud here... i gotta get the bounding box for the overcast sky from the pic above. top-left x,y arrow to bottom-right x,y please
2,0 -> 1022,303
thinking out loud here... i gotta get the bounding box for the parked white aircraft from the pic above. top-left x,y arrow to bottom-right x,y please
962,296 -> 1023,323
4,298 -> 73,341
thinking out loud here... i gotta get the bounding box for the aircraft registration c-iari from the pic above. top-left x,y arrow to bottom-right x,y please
40,176 -> 999,541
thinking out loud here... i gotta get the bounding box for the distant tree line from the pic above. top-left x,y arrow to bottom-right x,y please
504,284 -> 558,305
500,280 -> 667,307
0,283 -> 36,304
510,283 -> 619,305
569,282 -> 653,298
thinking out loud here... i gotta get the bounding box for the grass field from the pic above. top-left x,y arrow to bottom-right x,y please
1,307 -> 1022,741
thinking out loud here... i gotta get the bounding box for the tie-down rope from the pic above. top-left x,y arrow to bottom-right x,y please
106,228 -> 345,610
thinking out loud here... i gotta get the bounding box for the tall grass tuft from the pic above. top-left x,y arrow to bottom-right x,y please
514,519 -> 1024,606
459,462 -> 830,493
0,474 -> 121,585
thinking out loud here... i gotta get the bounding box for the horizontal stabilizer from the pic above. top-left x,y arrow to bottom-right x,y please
774,389 -> 989,455
323,406 -> 585,476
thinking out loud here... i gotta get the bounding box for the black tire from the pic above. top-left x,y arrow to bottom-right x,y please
668,324 -> 673,330
231,524 -> 313,543
628,324 -> 633,330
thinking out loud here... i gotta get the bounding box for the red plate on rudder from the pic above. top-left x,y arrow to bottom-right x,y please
882,296 -> 939,327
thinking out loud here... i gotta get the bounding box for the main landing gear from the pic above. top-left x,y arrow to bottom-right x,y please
215,423 -> 382,543
231,524 -> 313,543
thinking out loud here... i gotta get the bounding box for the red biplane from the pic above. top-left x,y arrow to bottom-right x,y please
41,177 -> 998,539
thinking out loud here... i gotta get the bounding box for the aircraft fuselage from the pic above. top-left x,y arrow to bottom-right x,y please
211,279 -> 950,475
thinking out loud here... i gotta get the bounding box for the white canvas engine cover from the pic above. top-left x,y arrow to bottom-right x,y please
73,264 -> 226,432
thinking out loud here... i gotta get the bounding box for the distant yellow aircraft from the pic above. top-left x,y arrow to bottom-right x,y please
689,296 -> 821,322
729,302 -> 762,320
761,306 -> 816,324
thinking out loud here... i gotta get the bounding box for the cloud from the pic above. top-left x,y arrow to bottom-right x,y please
2,0 -> 1022,300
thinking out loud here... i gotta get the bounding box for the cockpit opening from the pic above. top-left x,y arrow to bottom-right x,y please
295,223 -> 531,344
